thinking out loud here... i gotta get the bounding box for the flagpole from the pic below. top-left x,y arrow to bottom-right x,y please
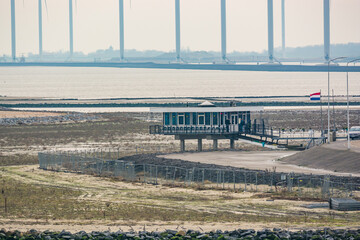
332,89 -> 336,131
320,90 -> 323,138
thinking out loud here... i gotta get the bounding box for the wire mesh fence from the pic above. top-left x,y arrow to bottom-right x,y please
38,151 -> 360,199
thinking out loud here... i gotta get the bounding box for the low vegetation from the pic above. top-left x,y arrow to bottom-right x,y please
0,113 -> 153,166
1,111 -> 360,231
0,165 -> 359,228
0,113 -> 150,147
0,154 -> 37,166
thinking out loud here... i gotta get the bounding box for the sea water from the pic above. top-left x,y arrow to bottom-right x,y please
0,67 -> 359,99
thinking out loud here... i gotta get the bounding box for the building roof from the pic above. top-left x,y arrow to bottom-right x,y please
198,101 -> 216,107
150,106 -> 264,113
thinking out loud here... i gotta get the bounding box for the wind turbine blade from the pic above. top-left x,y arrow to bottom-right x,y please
44,0 -> 49,19
130,0 -> 132,9
75,0 -> 78,14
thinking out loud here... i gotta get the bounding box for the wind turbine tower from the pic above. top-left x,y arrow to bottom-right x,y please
267,0 -> 274,62
11,0 -> 16,61
69,0 -> 74,56
220,0 -> 227,62
281,0 -> 285,58
175,0 -> 180,62
38,0 -> 43,57
323,0 -> 330,61
119,0 -> 124,61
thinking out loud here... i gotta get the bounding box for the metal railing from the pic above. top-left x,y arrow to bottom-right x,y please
39,151 -> 360,199
150,124 -> 280,138
150,125 -> 241,135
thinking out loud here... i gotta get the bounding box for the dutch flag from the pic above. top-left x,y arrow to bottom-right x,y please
310,92 -> 321,101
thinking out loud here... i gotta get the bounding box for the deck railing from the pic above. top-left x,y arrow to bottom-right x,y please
150,125 -> 244,135
149,124 -> 280,138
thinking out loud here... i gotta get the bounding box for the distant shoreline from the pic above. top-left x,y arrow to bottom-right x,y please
1,61 -> 360,72
2,101 -> 360,109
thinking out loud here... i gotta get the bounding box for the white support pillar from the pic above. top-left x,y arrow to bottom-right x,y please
119,0 -> 124,61
180,139 -> 185,152
175,0 -> 180,62
221,0 -> 227,61
69,0 -> 73,56
213,139 -> 218,150
198,139 -> 202,152
230,139 -> 235,150
323,0 -> 330,61
281,0 -> 285,58
267,0 -> 274,62
11,0 -> 16,61
38,0 -> 43,57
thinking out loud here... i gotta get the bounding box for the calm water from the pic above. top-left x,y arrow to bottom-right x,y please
0,67 -> 359,99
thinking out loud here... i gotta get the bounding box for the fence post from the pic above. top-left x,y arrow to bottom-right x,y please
222,170 -> 225,189
165,167 -> 168,182
149,165 -> 153,183
202,169 -> 205,186
173,167 -> 176,185
155,165 -> 158,185
349,174 -> 353,197
244,171 -> 247,192
255,172 -> 258,192
143,164 -> 146,183
233,171 -> 236,192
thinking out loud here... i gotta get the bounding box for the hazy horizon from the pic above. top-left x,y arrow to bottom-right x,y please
1,0 -> 360,56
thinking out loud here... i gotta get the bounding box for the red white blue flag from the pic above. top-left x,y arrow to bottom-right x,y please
310,92 -> 321,101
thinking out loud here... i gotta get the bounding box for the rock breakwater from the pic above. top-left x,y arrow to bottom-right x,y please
0,228 -> 360,240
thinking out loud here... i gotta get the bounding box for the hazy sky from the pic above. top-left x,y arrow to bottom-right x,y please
0,0 -> 359,55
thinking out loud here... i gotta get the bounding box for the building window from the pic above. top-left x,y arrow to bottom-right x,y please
198,113 -> 205,125
172,113 -> 177,125
164,113 -> 170,125
192,113 -> 197,125
185,113 -> 190,125
220,112 -> 224,125
213,112 -> 218,125
178,113 -> 184,125
205,113 -> 211,125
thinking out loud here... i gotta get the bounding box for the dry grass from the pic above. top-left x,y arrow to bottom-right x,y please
0,113 -> 153,166
0,154 -> 38,166
0,165 -> 359,228
1,111 -> 360,230
0,114 -> 149,147
0,112 -> 266,166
